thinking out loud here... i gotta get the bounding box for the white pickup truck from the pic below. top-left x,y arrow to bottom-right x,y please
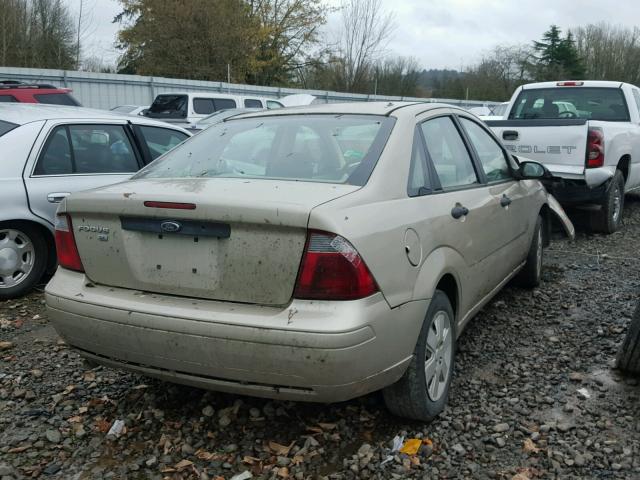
486,81 -> 640,233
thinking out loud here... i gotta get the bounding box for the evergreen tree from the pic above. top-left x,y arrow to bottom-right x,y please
532,25 -> 585,80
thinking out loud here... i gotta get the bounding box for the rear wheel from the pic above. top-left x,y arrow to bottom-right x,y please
515,215 -> 543,288
616,302 -> 640,374
383,290 -> 455,421
0,223 -> 48,299
594,170 -> 625,234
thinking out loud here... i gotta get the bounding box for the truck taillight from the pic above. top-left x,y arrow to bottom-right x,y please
293,231 -> 378,301
54,214 -> 84,272
557,81 -> 584,86
586,127 -> 604,168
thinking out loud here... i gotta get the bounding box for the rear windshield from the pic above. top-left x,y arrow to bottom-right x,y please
34,93 -> 81,106
0,95 -> 17,103
509,87 -> 629,121
134,114 -> 394,186
147,95 -> 188,118
0,120 -> 18,137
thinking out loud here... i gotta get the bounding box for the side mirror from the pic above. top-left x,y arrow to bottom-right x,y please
518,160 -> 551,179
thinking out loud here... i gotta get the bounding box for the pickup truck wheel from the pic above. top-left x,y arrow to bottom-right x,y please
515,215 -> 543,288
383,290 -> 456,421
595,170 -> 625,234
616,302 -> 640,374
0,224 -> 48,299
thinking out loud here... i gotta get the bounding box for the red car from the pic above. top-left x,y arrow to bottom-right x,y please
0,80 -> 81,106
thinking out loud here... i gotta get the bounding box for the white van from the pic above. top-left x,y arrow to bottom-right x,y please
145,92 -> 284,125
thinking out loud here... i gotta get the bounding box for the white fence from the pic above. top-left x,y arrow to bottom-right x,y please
0,66 -> 498,110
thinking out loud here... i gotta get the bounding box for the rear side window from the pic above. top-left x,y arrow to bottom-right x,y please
194,97 -> 238,114
137,126 -> 189,161
34,93 -> 80,106
0,95 -> 17,103
134,114 -> 394,186
633,90 -> 640,114
35,125 -> 139,175
0,120 -> 18,137
509,87 -> 630,121
421,117 -> 478,189
148,95 -> 188,118
244,99 -> 263,108
408,130 -> 431,196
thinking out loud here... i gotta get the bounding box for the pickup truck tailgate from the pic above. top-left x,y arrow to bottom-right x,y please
487,119 -> 588,178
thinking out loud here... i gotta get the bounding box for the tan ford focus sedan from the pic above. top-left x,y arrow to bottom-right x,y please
46,102 -> 574,421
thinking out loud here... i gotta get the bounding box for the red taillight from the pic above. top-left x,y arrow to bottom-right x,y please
293,231 -> 378,301
54,214 -> 84,272
586,127 -> 605,168
144,201 -> 196,210
556,81 -> 584,86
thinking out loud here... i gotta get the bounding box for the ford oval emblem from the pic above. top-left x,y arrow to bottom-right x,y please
160,220 -> 182,233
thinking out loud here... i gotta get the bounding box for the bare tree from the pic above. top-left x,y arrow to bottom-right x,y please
572,23 -> 640,85
333,0 -> 395,92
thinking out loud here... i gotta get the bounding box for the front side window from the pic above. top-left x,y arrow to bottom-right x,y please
35,124 -> 139,175
135,115 -> 393,186
420,117 -> 477,189
509,87 -> 629,121
267,100 -> 283,109
34,93 -> 80,106
138,126 -> 189,161
460,117 -> 512,182
0,95 -> 17,103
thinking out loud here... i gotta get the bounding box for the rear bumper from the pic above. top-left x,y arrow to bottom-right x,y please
544,164 -> 614,204
45,269 -> 427,402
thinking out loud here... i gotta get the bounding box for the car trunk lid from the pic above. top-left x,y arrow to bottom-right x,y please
64,178 -> 358,305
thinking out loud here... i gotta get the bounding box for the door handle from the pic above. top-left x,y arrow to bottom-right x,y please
451,204 -> 469,219
47,192 -> 71,204
503,130 -> 519,141
500,194 -> 512,207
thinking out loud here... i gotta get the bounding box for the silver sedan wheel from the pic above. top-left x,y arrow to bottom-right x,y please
0,229 -> 36,289
425,310 -> 453,402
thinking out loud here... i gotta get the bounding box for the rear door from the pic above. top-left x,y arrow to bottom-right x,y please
24,121 -> 144,225
415,114 -> 508,306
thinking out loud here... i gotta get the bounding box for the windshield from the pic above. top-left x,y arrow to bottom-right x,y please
147,95 -> 188,118
134,114 -> 394,186
509,87 -> 629,121
0,120 -> 18,137
34,93 -> 81,106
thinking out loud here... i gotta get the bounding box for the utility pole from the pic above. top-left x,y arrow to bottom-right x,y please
76,0 -> 83,69
227,64 -> 231,93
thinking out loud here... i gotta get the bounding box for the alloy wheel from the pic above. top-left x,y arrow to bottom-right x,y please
0,229 -> 36,289
425,310 -> 453,402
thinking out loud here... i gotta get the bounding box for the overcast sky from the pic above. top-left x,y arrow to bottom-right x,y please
67,0 -> 640,71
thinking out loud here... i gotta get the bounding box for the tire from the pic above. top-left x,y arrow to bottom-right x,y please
383,290 -> 456,421
0,223 -> 48,299
616,302 -> 640,374
515,215 -> 543,288
594,170 -> 625,234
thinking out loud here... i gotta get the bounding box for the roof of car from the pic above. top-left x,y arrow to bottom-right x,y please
0,104 -> 189,133
228,101 -> 464,120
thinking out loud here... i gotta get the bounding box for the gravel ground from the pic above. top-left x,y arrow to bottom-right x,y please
1,196 -> 639,480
